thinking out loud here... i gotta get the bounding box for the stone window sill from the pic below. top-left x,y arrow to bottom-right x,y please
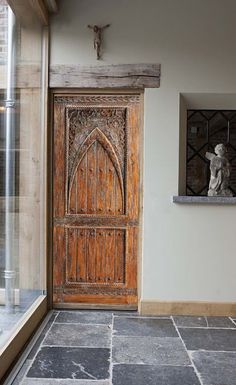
172,196 -> 236,204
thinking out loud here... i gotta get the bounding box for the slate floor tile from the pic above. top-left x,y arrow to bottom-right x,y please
112,336 -> 191,365
22,380 -> 110,385
11,310 -> 236,385
192,350 -> 236,385
173,316 -> 207,328
28,313 -> 59,359
206,316 -> 236,328
112,311 -> 169,318
26,347 -> 110,380
179,327 -> 236,351
43,323 -> 111,347
56,311 -> 112,325
112,311 -> 139,317
112,364 -> 201,385
113,317 -> 177,337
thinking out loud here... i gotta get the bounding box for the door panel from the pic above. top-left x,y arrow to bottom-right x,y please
53,93 -> 141,306
69,139 -> 123,215
65,227 -> 126,285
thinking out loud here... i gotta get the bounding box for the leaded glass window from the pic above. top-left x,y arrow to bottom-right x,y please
187,110 -> 236,196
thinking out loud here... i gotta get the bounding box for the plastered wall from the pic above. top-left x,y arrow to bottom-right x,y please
50,0 -> 236,302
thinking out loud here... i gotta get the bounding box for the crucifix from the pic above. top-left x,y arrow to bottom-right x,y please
88,24 -> 110,60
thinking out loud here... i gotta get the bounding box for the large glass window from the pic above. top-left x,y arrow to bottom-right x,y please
0,0 -> 46,348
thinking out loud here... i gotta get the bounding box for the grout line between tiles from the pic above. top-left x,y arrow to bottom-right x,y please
176,326 -> 236,330
229,317 -> 236,326
112,315 -> 170,319
111,362 -> 193,367
112,335 -> 181,339
53,312 -> 60,322
188,349 -> 236,354
109,313 -> 115,385
171,316 -> 204,385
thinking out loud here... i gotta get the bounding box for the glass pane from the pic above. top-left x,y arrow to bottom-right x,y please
187,110 -> 236,196
0,1 -> 46,347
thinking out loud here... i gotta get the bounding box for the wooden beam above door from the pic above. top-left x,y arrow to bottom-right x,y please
50,63 -> 161,89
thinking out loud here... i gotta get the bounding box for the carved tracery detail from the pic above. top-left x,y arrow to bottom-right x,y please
67,107 -> 126,177
66,107 -> 127,215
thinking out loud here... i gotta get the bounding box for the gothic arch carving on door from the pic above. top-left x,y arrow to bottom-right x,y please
68,127 -> 125,215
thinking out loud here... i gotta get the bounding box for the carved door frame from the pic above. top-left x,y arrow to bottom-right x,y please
48,88 -> 144,310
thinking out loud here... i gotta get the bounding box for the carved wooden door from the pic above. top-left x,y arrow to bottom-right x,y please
53,93 -> 141,307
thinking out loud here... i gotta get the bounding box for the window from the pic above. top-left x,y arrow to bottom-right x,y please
186,110 -> 236,196
0,0 -> 47,352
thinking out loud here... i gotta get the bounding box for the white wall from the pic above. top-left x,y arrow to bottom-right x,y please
50,0 -> 236,302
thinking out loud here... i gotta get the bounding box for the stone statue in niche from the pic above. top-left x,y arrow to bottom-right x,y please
88,24 -> 110,60
205,143 -> 233,197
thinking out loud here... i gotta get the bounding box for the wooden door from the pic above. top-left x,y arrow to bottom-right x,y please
53,93 -> 141,307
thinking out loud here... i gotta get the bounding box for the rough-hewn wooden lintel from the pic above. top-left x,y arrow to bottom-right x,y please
50,63 -> 161,89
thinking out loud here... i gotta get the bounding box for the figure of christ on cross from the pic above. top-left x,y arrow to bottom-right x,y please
88,24 -> 110,60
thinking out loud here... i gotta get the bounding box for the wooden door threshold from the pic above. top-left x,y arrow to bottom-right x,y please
53,303 -> 138,311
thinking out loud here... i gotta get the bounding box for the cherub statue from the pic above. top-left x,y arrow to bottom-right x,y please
88,24 -> 110,60
205,143 -> 233,197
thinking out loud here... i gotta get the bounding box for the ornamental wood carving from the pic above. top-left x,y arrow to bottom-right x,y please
53,93 -> 141,306
54,94 -> 140,104
67,108 -> 126,215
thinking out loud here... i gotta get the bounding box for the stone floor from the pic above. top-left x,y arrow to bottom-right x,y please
10,311 -> 236,385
